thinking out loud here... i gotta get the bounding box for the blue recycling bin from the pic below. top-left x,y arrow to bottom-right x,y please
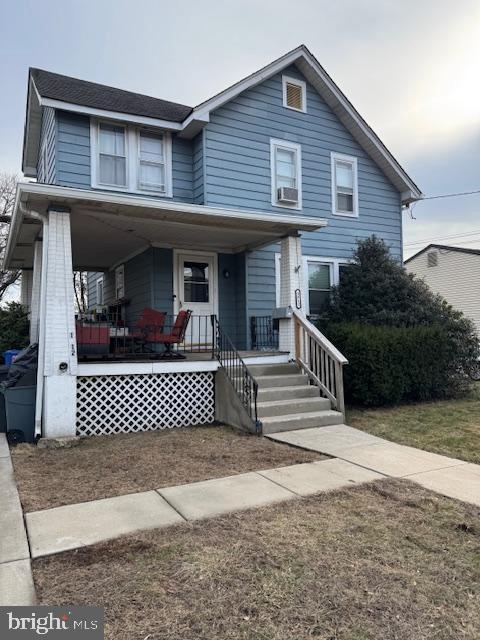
3,350 -> 21,366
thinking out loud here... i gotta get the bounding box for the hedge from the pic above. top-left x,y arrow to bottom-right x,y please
326,322 -> 460,406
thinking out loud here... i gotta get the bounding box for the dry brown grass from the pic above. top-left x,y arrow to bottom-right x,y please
11,425 -> 322,512
33,479 -> 480,640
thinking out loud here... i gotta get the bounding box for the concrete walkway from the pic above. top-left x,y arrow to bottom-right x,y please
11,424 -> 480,563
26,457 -> 382,559
268,424 -> 480,507
0,434 -> 36,606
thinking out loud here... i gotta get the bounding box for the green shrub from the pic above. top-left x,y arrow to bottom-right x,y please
318,236 -> 480,406
0,302 -> 29,359
327,323 -> 459,406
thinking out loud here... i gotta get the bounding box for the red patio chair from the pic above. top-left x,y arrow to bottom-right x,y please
154,310 -> 192,359
132,308 -> 167,353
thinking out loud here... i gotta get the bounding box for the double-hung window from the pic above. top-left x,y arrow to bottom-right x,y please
138,132 -> 165,192
98,124 -> 127,188
307,262 -> 332,317
331,152 -> 358,217
270,139 -> 302,209
92,121 -> 172,196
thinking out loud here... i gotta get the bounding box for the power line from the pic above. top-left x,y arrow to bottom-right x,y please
418,189 -> 480,202
404,228 -> 480,247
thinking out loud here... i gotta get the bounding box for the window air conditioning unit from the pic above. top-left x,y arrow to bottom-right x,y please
277,187 -> 298,204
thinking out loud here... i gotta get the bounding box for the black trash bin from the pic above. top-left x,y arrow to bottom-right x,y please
2,345 -> 38,444
0,365 -> 8,433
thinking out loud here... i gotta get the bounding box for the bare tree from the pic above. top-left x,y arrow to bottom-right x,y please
0,173 -> 20,301
73,271 -> 88,313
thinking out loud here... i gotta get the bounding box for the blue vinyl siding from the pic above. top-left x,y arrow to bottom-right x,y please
218,253 -> 247,348
192,131 -> 205,204
56,111 -> 91,188
53,111 -> 194,202
38,107 -> 56,183
151,247 -> 174,316
202,64 -> 403,322
123,250 -> 152,324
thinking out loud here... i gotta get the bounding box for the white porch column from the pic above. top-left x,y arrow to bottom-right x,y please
29,240 -> 43,343
278,234 -> 304,356
20,270 -> 33,309
41,209 -> 78,438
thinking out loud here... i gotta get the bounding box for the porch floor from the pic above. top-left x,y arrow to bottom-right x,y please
77,350 -> 287,363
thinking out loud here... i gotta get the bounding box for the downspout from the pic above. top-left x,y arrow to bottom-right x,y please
34,212 -> 48,438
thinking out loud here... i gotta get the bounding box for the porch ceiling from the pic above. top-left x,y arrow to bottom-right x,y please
6,183 -> 327,270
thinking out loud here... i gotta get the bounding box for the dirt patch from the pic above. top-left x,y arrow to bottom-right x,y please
11,425 -> 322,512
33,479 -> 480,640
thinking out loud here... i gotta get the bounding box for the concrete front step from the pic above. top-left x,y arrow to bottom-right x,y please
248,362 -> 300,377
256,373 -> 309,388
257,396 -> 331,418
261,409 -> 344,434
257,385 -> 320,402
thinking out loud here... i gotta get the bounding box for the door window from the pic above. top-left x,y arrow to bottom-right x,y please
183,262 -> 209,303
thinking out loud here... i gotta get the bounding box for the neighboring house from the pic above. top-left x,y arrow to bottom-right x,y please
4,45 -> 422,440
405,244 -> 480,335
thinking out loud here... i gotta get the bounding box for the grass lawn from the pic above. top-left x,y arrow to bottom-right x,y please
348,384 -> 480,464
33,479 -> 480,640
11,425 -> 322,512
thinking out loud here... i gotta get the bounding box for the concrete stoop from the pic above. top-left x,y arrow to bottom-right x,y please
248,363 -> 343,434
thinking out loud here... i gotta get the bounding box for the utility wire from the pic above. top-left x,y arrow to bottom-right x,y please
405,228 -> 480,247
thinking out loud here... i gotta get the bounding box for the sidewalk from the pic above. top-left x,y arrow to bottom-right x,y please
25,456 -> 382,558
268,424 -> 480,506
0,434 -> 36,606
7,425 -> 480,569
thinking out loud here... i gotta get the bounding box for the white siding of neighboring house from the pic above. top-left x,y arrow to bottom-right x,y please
405,248 -> 480,336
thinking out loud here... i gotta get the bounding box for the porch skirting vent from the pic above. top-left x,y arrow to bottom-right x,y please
76,372 -> 215,437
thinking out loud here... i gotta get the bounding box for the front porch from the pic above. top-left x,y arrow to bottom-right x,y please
5,183 -> 347,440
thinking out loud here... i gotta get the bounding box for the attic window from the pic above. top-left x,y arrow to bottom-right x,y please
427,251 -> 438,267
282,76 -> 306,112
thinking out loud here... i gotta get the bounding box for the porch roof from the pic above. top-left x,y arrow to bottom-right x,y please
5,183 -> 327,271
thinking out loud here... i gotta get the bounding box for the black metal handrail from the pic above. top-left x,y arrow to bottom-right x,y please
211,315 -> 261,433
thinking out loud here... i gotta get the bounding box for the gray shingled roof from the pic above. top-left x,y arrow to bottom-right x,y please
30,68 -> 192,122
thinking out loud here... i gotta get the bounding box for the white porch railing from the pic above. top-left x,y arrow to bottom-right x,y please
293,311 -> 348,416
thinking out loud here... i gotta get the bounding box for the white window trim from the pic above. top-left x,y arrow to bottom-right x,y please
95,276 -> 104,306
90,119 -> 173,197
282,75 -> 307,113
270,138 -> 302,210
275,254 -> 352,314
114,264 -> 125,300
331,152 -> 359,218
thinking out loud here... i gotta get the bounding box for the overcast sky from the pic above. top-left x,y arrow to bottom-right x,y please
1,0 -> 479,259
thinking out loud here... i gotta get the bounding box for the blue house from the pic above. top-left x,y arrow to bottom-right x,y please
5,45 -> 422,441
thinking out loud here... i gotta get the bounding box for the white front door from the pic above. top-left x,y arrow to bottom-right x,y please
174,251 -> 218,348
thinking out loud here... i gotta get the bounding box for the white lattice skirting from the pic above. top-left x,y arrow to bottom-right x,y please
76,372 -> 215,437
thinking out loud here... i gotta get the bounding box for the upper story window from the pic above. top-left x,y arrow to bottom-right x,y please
270,139 -> 302,210
138,132 -> 166,192
331,152 -> 358,217
91,120 -> 172,196
99,124 -> 127,187
282,75 -> 307,112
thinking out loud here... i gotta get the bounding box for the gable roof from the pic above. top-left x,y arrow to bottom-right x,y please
404,244 -> 480,264
22,45 -> 422,202
31,68 -> 192,122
